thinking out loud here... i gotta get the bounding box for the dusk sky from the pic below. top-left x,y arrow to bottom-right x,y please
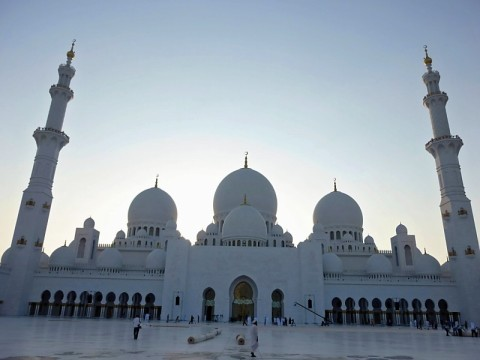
0,1 -> 479,263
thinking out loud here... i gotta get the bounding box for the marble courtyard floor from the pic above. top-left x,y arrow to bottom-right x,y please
0,317 -> 478,360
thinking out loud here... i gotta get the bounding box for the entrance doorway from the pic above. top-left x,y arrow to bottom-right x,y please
231,281 -> 254,322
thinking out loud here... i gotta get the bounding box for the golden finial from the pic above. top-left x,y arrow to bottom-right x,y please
334,178 -> 337,192
423,45 -> 432,65
64,240 -> 67,246
244,152 -> 248,168
67,39 -> 76,59
243,194 -> 248,205
155,174 -> 159,188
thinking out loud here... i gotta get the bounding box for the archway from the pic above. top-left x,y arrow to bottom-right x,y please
372,298 -> 382,325
331,297 -> 343,324
425,299 -> 436,327
271,289 -> 284,323
105,292 -> 116,318
438,299 -> 449,325
39,290 -> 51,316
345,297 -> 356,324
231,280 -> 255,322
203,288 -> 215,322
359,298 -> 369,325
52,290 -> 64,316
119,292 -> 129,318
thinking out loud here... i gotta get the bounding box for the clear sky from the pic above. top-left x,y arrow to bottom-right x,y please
0,0 -> 479,264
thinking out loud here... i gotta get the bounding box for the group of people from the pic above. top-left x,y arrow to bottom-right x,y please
443,320 -> 479,337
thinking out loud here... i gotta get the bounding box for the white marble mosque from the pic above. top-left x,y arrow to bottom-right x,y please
0,44 -> 479,327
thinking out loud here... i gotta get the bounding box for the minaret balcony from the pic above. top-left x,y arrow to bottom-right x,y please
34,127 -> 70,142
425,134 -> 462,148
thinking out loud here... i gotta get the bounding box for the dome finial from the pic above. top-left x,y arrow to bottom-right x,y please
244,151 -> 249,168
155,174 -> 159,188
334,178 -> 337,192
67,39 -> 76,61
423,45 -> 432,66
243,194 -> 248,205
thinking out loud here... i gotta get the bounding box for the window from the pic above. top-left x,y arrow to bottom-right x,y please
77,238 -> 86,258
405,245 -> 413,265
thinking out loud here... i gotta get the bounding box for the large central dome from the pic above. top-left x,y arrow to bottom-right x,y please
213,167 -> 277,222
128,186 -> 177,226
313,190 -> 363,228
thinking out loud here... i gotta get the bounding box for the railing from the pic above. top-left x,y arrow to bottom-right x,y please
34,127 -> 70,141
425,135 -> 462,147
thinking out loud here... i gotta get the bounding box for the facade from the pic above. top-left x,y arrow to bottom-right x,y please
0,46 -> 479,326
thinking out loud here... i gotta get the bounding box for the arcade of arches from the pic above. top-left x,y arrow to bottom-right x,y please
325,297 -> 458,326
27,289 -> 457,327
29,290 -> 161,319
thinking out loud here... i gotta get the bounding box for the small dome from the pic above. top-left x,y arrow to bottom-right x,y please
343,233 -> 354,242
313,191 -> 363,228
206,223 -> 218,234
39,252 -> 50,268
272,224 -> 283,235
145,249 -> 166,270
137,229 -> 148,238
197,230 -> 206,240
166,220 -> 177,230
364,235 -> 375,244
284,231 -> 293,242
323,253 -> 343,274
116,230 -> 126,239
1,248 -> 12,267
50,245 -> 75,267
415,253 -> 441,275
213,167 -> 277,221
96,248 -> 123,269
222,204 -> 267,241
396,223 -> 408,235
84,217 -> 95,229
128,187 -> 177,226
366,254 -> 393,275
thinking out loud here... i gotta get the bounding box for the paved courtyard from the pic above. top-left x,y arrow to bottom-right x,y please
0,317 -> 478,360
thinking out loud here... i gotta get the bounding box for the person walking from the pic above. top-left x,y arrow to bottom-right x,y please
250,319 -> 258,357
133,315 -> 142,340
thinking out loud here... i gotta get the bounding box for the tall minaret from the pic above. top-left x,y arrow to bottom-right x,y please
422,47 -> 480,323
1,43 -> 76,315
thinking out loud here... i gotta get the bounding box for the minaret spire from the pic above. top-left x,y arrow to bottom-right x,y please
1,44 -> 77,316
422,48 -> 480,323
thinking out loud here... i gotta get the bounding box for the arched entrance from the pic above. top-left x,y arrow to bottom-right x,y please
231,280 -> 255,322
271,289 -> 283,322
203,288 -> 215,322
